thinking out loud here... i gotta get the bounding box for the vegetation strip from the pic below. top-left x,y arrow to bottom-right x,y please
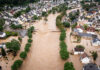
56,11 -> 69,60
56,6 -> 75,70
11,26 -> 34,70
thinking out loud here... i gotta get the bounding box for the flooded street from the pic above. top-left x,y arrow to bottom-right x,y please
1,8 -> 100,70
20,14 -> 65,70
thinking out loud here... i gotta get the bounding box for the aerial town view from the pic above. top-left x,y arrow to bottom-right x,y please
0,0 -> 100,70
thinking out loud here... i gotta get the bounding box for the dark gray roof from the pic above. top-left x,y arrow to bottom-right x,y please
0,32 -> 3,35
78,33 -> 92,37
93,38 -> 100,43
83,63 -> 99,70
0,66 -> 2,70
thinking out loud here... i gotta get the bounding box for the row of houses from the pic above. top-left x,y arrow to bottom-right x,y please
66,3 -> 100,46
0,0 -> 65,27
73,46 -> 100,70
66,0 -> 81,9
73,25 -> 100,46
0,0 -> 65,39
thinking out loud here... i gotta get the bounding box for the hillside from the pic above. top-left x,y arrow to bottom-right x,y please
0,0 -> 39,7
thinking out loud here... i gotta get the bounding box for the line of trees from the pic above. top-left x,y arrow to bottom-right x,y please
11,26 -> 34,70
55,4 -> 75,70
56,10 -> 69,60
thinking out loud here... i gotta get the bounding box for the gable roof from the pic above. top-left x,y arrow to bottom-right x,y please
87,27 -> 95,32
93,38 -> 100,43
80,53 -> 89,59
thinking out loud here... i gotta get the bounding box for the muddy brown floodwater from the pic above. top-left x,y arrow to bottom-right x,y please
20,14 -> 65,70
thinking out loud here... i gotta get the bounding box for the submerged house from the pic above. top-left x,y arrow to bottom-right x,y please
80,53 -> 91,64
91,38 -> 100,46
73,46 -> 85,55
95,20 -> 100,30
73,26 -> 84,33
87,27 -> 95,35
0,32 -> 6,38
73,26 -> 97,39
83,63 -> 99,70
0,43 -> 6,57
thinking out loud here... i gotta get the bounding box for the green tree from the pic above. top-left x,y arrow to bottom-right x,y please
6,39 -> 20,55
0,18 -> 5,26
69,13 -> 76,21
63,22 -> 70,28
20,51 -> 27,59
11,60 -> 23,70
0,18 -> 5,31
71,23 -> 77,30
10,24 -> 23,29
28,26 -> 34,33
28,32 -> 32,38
60,41 -> 67,49
27,26 -> 34,38
76,45 -> 85,49
60,30 -> 66,41
24,43 -> 31,52
24,45 -> 30,52
42,12 -> 48,17
5,31 -> 18,37
33,15 -> 38,20
18,37 -> 22,42
1,48 -> 6,57
0,26 -> 3,31
28,38 -> 33,43
91,51 -> 98,62
83,24 -> 88,30
60,48 -> 69,60
25,43 -> 31,48
14,11 -> 21,18
26,6 -> 31,13
64,62 -> 75,70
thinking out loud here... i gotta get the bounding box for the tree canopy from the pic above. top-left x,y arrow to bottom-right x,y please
91,51 -> 98,61
6,39 -> 20,53
64,62 -> 75,70
11,60 -> 23,70
63,22 -> 70,28
20,51 -> 27,59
